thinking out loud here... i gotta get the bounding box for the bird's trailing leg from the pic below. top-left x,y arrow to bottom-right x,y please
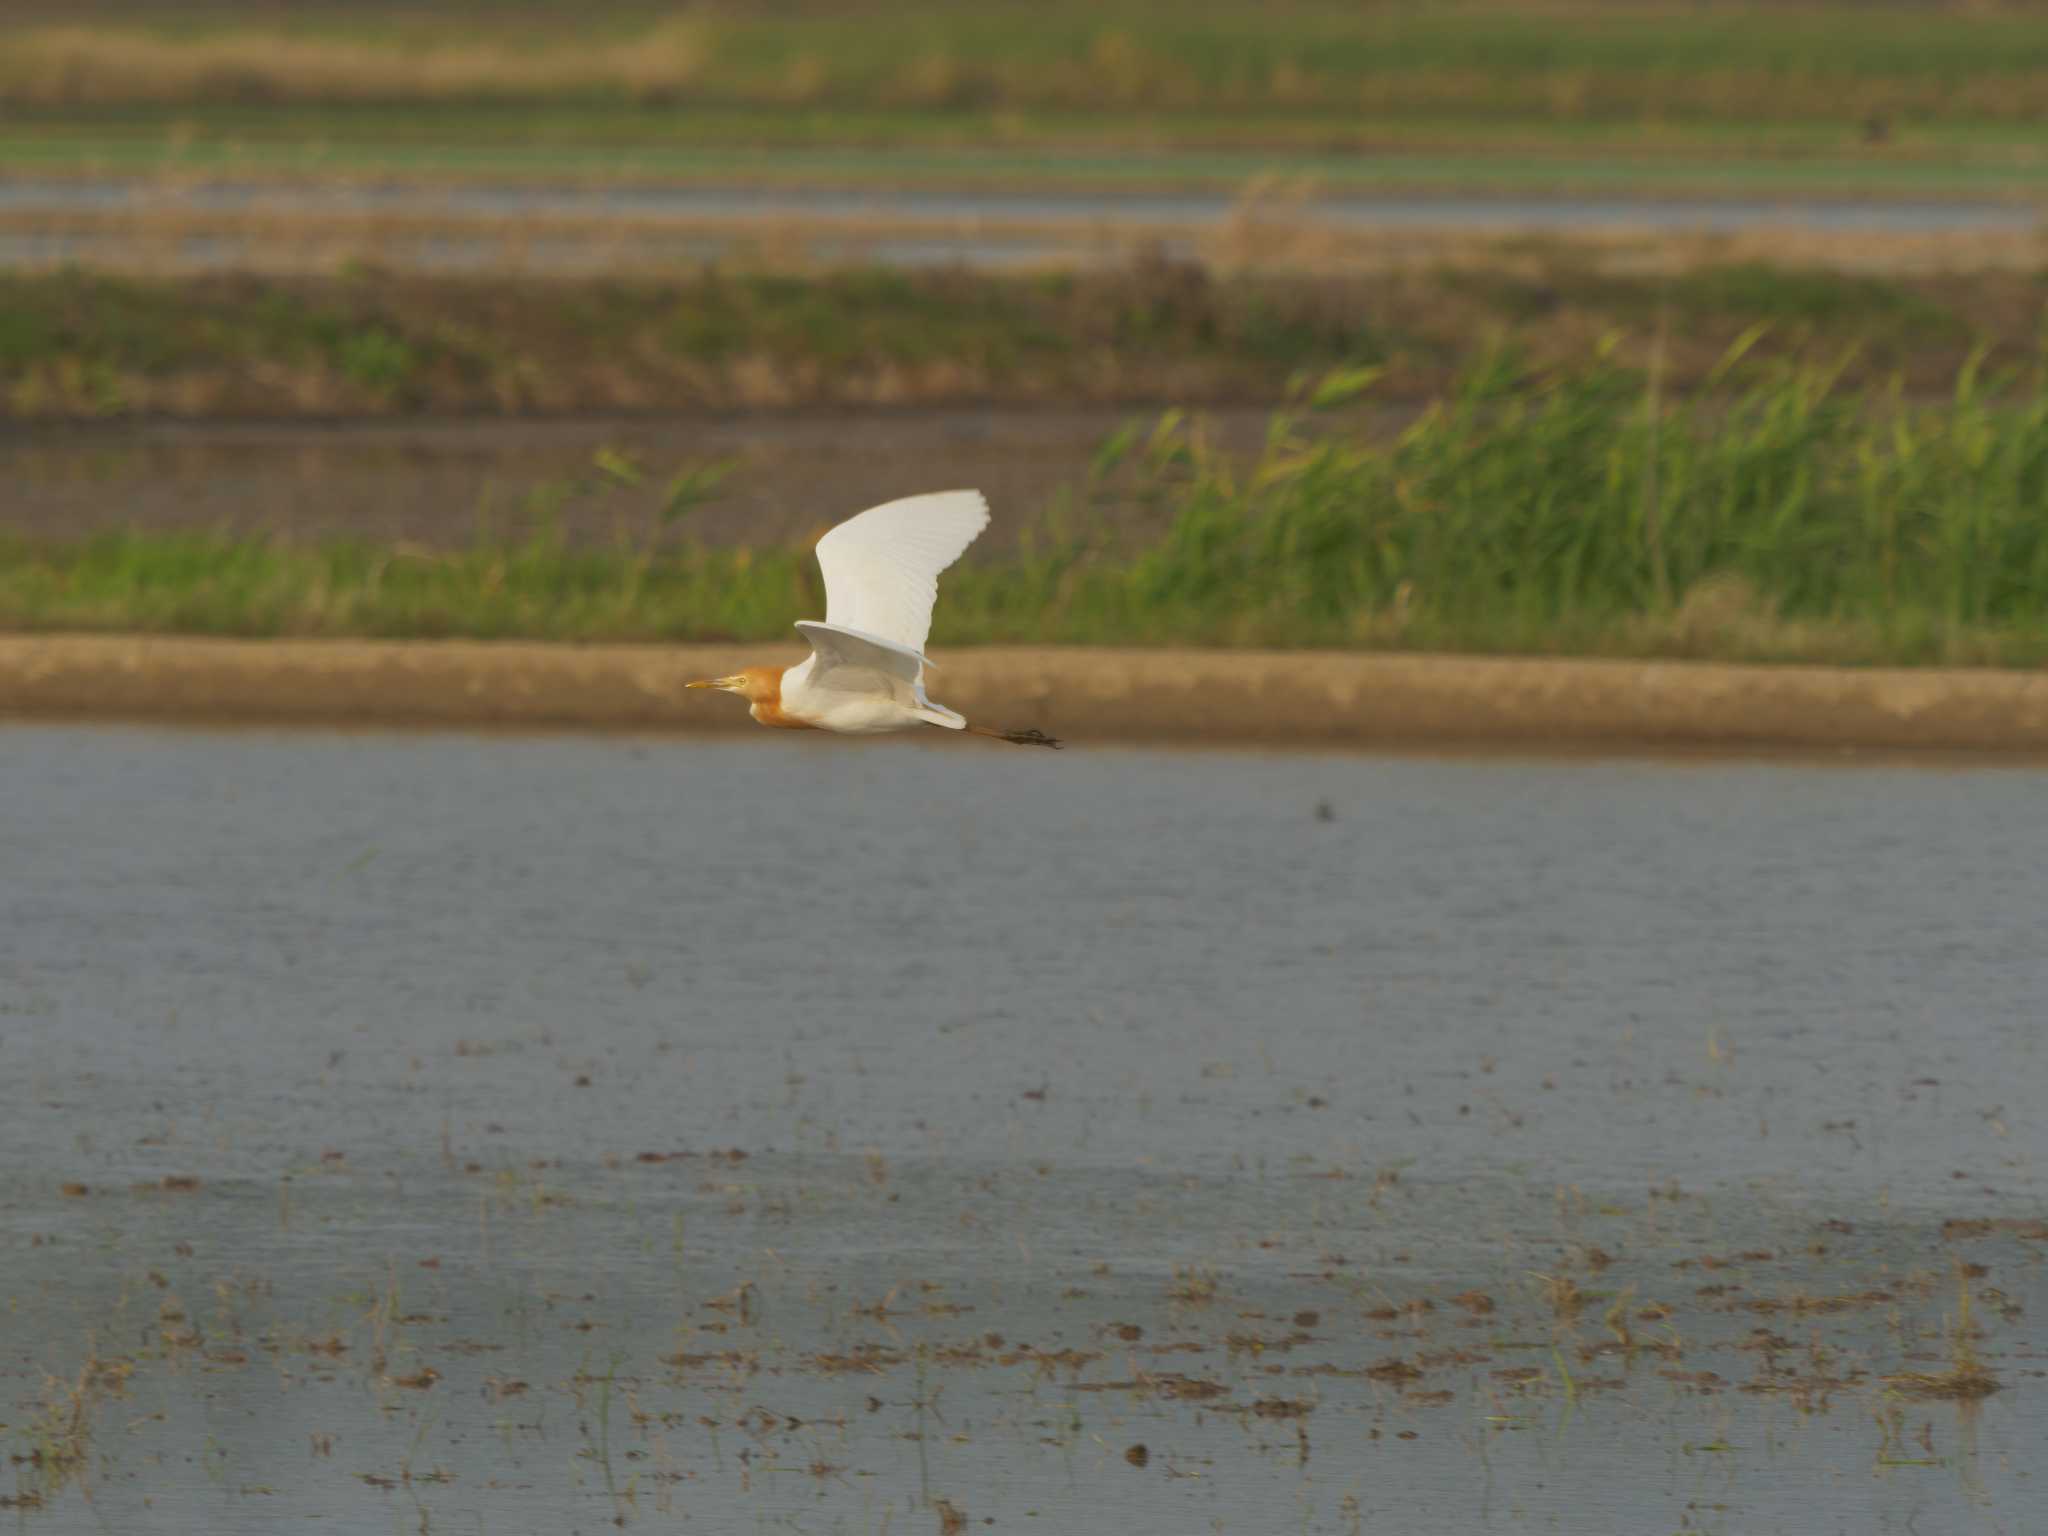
967,723 -> 1062,749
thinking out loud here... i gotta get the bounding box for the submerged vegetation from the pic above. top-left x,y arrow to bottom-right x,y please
8,349 -> 2048,666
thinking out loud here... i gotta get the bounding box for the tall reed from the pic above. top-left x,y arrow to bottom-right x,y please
1008,345 -> 2048,660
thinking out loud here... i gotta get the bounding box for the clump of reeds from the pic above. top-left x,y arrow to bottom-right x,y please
1054,345 -> 2048,663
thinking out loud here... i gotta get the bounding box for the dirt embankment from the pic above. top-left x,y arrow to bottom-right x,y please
7,634 -> 2048,754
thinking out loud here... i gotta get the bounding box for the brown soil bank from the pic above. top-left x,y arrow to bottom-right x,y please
7,635 -> 2048,754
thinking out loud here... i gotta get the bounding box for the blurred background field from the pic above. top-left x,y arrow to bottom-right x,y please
9,0 -> 2048,191
4,0 -> 2048,664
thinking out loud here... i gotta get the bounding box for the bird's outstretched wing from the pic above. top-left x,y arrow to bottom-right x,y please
812,490 -> 989,656
793,620 -> 925,693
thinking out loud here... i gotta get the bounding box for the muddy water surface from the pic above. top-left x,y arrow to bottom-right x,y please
3,727 -> 2044,1532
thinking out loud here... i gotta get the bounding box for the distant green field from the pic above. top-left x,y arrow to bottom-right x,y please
9,356 -> 2048,667
4,129 -> 2041,201
5,2 -> 2048,195
1,262 -> 2029,420
14,2 -> 2048,120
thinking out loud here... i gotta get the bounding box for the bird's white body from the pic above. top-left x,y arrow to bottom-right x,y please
774,491 -> 988,736
774,630 -> 961,735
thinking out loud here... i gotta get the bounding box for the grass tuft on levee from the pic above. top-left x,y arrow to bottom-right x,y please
7,349 -> 2048,667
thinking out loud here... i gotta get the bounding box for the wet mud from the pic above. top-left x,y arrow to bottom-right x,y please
8,633 -> 2048,753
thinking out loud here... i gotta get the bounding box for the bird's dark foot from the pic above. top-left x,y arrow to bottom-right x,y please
967,722 -> 1063,748
1002,727 -> 1062,749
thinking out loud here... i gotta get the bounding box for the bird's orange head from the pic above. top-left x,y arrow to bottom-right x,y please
684,666 -> 783,704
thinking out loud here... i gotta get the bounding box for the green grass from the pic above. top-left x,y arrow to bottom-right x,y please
14,2 -> 2048,120
9,352 -> 2048,666
4,263 -> 2041,419
6,2 -> 2048,194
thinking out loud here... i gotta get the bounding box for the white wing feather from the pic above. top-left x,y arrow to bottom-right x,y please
788,620 -> 966,731
811,490 -> 989,655
793,621 -> 923,693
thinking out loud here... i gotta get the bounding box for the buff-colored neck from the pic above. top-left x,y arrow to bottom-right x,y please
736,665 -> 813,730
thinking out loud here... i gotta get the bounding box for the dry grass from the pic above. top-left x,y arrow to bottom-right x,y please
1883,1362 -> 2000,1400
807,1345 -> 904,1375
1,20 -> 716,107
12,1350 -> 131,1510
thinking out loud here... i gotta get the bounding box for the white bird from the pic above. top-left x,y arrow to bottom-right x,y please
686,490 -> 1059,747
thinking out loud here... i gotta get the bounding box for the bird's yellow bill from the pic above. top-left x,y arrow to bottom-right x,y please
685,675 -> 744,691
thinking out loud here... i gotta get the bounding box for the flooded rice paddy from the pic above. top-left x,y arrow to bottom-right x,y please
10,180 -> 2044,232
3,726 -> 2044,1533
4,179 -> 2041,275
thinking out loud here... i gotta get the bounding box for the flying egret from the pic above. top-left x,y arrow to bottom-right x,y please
686,490 -> 1060,747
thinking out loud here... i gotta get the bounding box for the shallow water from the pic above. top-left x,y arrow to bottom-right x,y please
3,727 -> 2044,1532
4,178 -> 2041,232
0,228 -> 1089,276
3,178 -> 2041,276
